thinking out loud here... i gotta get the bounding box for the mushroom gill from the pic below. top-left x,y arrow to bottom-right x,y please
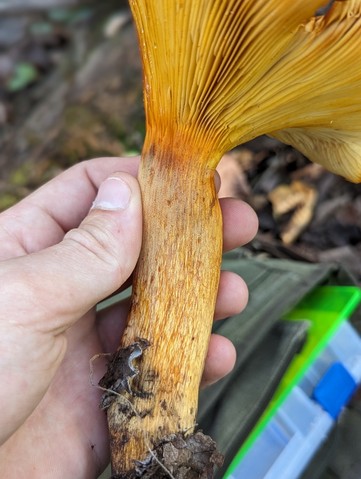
270,1 -> 361,181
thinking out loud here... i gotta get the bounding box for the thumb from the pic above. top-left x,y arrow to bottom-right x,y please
0,173 -> 142,443
2,172 -> 143,334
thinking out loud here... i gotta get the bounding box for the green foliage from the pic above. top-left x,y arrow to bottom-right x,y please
7,63 -> 38,92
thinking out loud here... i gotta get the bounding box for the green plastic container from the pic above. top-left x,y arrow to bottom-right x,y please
225,285 -> 361,478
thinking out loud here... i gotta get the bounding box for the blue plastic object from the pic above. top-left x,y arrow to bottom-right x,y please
313,362 -> 357,420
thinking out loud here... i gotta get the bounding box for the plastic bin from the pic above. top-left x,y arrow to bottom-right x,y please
225,286 -> 361,479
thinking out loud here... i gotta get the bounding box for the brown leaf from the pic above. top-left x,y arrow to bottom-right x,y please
268,180 -> 317,244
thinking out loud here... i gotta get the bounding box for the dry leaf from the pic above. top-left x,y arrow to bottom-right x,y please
268,180 -> 317,244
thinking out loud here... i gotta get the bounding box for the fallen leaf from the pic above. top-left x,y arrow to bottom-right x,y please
268,180 -> 317,244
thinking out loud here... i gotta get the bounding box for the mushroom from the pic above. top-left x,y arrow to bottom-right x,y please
100,1 -> 361,477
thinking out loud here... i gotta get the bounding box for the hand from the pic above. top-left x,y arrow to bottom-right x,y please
0,156 -> 258,478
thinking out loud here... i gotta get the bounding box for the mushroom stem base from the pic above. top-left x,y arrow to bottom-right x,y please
110,431 -> 223,479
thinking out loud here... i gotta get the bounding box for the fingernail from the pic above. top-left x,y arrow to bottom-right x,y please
92,177 -> 132,211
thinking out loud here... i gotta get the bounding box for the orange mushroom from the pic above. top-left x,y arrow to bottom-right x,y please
100,1 -> 361,477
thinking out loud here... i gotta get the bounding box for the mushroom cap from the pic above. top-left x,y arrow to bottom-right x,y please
271,128 -> 361,183
270,1 -> 361,182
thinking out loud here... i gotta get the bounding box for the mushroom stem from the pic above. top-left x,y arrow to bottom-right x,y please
103,140 -> 223,476
98,0 -> 361,475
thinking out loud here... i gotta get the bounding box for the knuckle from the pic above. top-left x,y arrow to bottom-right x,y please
64,222 -> 123,281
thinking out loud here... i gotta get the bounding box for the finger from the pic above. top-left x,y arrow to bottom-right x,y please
215,271 -> 248,320
97,304 -> 238,389
214,170 -> 221,192
1,173 -> 142,335
98,307 -> 238,389
0,173 -> 142,442
97,268 -> 248,353
220,197 -> 258,252
0,156 -> 140,259
96,297 -> 131,352
201,334 -> 236,387
96,197 -> 256,329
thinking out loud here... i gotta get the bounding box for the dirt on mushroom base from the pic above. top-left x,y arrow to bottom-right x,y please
113,432 -> 223,479
97,340 -> 223,479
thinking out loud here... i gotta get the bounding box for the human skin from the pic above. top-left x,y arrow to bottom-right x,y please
0,156 -> 258,478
